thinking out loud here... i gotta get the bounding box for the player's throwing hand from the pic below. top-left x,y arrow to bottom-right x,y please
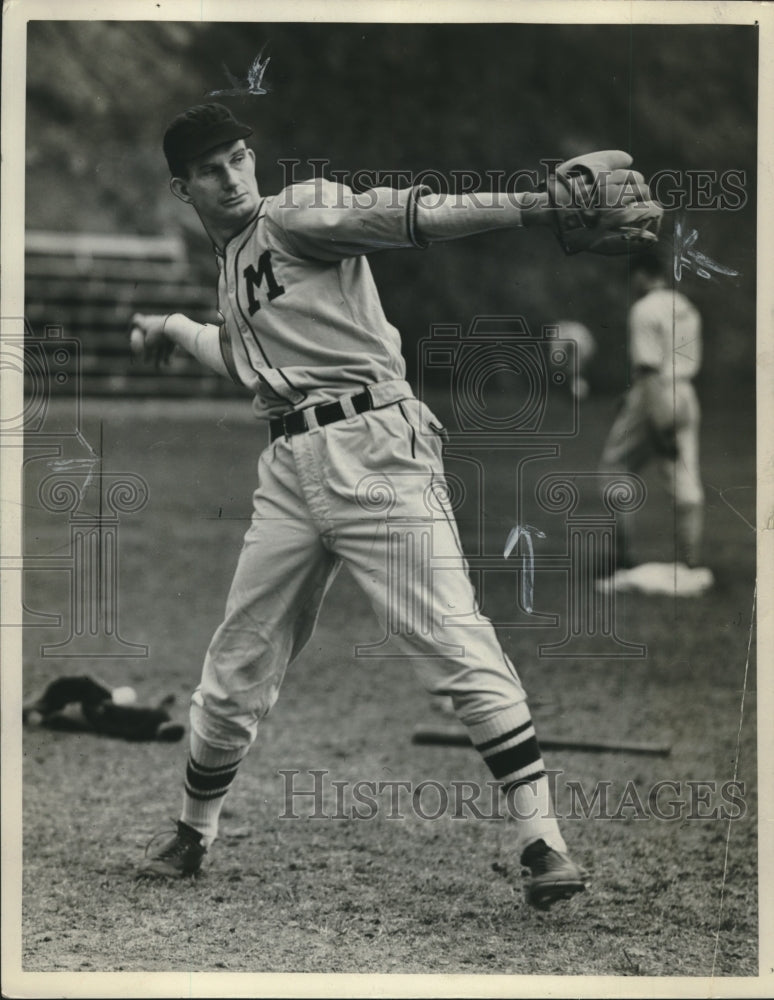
130,312 -> 177,367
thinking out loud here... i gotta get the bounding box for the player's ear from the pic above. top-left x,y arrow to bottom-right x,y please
170,176 -> 193,204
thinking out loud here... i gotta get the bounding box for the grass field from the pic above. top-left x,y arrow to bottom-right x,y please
17,386 -> 757,982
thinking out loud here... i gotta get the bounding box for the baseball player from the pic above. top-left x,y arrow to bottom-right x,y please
599,252 -> 706,574
553,320 -> 597,401
130,104 -> 661,909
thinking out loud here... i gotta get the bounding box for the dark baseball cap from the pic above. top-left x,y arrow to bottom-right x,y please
163,103 -> 253,176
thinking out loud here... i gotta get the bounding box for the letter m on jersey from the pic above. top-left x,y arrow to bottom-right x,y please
243,250 -> 285,316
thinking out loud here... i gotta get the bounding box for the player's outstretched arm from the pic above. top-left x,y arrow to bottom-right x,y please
415,150 -> 662,255
129,312 -> 228,377
414,189 -> 550,241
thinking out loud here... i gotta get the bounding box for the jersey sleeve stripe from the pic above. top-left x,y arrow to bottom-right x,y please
407,184 -> 432,249
218,324 -> 243,385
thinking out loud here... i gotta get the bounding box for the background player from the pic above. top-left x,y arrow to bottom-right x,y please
129,103 -> 660,909
599,252 -> 707,577
554,320 -> 597,401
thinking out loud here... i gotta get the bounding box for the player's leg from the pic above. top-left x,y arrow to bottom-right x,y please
657,382 -> 704,567
138,440 -> 338,876
598,381 -> 655,571
320,400 -> 584,904
343,514 -> 571,854
675,501 -> 704,568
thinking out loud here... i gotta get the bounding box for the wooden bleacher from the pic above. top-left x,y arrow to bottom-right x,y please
25,230 -> 243,397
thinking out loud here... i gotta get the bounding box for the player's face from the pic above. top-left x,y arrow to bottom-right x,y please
179,141 -> 260,236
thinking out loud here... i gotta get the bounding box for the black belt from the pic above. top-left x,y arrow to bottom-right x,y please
270,389 -> 374,442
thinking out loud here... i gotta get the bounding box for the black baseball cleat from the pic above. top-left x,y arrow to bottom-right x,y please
521,839 -> 588,910
136,820 -> 206,879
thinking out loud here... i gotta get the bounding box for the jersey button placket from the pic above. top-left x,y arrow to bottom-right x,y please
226,244 -> 236,296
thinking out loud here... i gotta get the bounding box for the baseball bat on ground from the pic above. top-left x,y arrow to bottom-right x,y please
411,725 -> 671,757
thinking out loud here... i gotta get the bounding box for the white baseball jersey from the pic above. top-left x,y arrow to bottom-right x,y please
215,177 -> 428,417
629,287 -> 702,379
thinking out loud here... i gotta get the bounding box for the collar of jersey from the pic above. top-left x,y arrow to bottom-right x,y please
214,198 -> 267,257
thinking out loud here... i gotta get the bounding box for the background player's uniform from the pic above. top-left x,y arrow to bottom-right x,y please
183,177 -> 566,858
599,286 -> 704,567
553,320 -> 597,401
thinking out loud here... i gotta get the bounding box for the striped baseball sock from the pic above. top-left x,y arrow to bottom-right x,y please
466,703 -> 567,857
180,731 -> 246,847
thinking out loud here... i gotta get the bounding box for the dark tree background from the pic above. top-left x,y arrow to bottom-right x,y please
25,20 -> 757,395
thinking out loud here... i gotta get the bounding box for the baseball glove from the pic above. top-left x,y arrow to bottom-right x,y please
545,150 -> 662,255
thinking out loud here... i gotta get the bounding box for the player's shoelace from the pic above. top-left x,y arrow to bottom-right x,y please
524,849 -> 556,875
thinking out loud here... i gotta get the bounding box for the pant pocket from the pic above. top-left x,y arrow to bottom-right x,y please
428,419 -> 449,445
